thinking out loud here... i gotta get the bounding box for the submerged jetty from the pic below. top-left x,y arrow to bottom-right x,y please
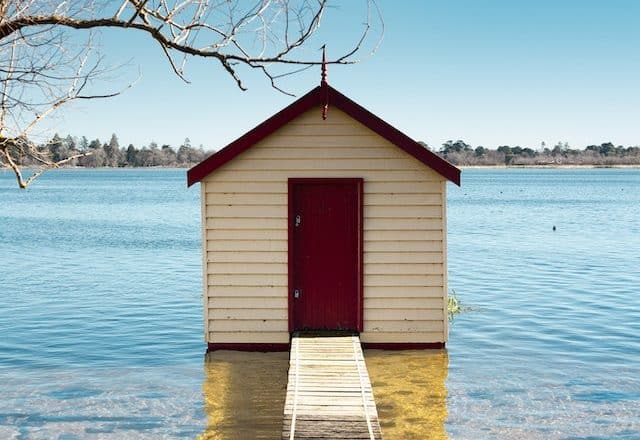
282,334 -> 382,440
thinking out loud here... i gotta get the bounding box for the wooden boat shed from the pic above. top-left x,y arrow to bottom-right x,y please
187,81 -> 461,352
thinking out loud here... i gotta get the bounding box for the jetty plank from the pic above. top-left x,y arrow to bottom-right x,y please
282,334 -> 382,439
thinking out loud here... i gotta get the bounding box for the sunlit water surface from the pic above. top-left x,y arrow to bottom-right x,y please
1,168 -> 638,439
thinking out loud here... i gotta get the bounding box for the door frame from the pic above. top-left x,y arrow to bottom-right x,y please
287,177 -> 364,333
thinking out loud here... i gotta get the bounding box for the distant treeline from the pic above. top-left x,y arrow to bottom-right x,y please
14,133 -> 640,169
428,140 -> 640,166
17,133 -> 211,168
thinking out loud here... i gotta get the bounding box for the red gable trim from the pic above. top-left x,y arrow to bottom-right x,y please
328,88 -> 461,186
187,87 -> 321,186
187,85 -> 461,186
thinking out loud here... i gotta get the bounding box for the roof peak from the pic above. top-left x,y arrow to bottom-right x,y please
187,85 -> 461,187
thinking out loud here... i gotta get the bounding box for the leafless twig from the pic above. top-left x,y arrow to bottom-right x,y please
0,1 -> 383,187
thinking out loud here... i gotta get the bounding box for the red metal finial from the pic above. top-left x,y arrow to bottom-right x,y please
321,45 -> 328,120
321,45 -> 327,86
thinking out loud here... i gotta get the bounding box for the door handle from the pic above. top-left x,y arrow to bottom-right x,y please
294,289 -> 301,298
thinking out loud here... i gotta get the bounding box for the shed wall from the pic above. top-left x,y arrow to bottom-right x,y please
202,106 -> 447,345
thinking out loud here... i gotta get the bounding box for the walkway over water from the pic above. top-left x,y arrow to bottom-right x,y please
282,334 -> 383,440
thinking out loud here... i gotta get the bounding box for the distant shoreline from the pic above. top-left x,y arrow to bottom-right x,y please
3,164 -> 639,174
459,164 -> 640,169
1,166 -> 193,172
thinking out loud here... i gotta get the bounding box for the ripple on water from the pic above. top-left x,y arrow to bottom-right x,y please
198,351 -> 289,439
1,168 -> 639,438
366,350 -> 449,440
447,168 -> 640,439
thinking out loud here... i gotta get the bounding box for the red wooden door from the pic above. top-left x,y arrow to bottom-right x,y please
289,178 -> 363,332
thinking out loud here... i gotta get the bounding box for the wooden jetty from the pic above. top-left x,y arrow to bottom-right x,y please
282,334 -> 383,439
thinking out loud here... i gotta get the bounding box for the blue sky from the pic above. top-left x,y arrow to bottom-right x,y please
49,1 -> 640,151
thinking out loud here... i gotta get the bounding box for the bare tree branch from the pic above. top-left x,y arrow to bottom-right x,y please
0,1 -> 383,188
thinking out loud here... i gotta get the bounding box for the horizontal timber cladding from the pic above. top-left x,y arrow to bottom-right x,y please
209,319 -> 287,332
209,308 -> 288,320
207,332 -> 288,344
207,297 -> 288,309
366,309 -> 443,320
203,106 -> 446,345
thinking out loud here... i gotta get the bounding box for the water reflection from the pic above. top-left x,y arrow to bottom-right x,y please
366,349 -> 449,439
198,351 -> 289,439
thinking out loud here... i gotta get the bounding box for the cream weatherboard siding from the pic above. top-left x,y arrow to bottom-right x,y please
201,105 -> 447,345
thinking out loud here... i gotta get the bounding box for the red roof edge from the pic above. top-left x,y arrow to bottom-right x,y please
187,85 -> 461,187
187,86 -> 322,186
328,87 -> 461,186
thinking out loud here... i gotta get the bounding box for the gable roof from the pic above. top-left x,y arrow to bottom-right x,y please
187,85 -> 461,186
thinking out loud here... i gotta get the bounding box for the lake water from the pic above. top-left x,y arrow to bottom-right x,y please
1,168 -> 638,439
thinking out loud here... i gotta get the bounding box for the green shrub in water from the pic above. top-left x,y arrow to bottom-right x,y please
448,290 -> 463,322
